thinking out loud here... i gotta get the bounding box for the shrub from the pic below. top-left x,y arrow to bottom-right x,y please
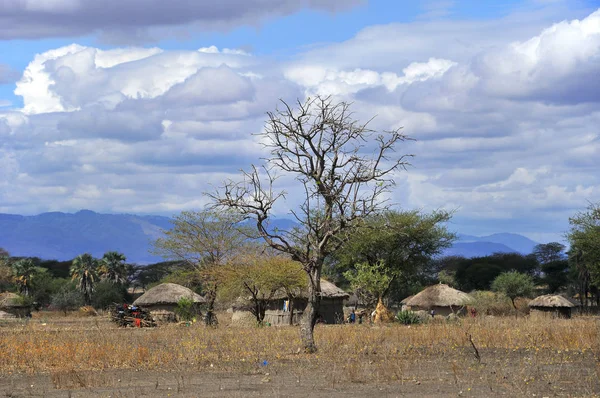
51,287 -> 84,315
395,310 -> 421,325
91,281 -> 128,310
175,296 -> 199,322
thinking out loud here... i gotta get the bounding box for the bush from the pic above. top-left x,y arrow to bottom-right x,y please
470,290 -> 530,316
395,310 -> 421,325
91,282 -> 128,310
51,287 -> 84,315
175,296 -> 199,322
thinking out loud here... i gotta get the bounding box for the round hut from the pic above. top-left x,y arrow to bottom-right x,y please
528,294 -> 575,319
0,292 -> 30,319
133,283 -> 206,323
404,284 -> 472,317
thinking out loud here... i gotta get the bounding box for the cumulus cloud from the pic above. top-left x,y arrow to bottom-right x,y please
1,8 -> 599,242
0,0 -> 363,43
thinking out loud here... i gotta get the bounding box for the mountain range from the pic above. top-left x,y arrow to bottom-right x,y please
0,210 -> 540,264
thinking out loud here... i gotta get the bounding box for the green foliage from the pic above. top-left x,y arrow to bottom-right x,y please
437,269 -> 457,287
395,310 -> 421,325
335,209 -> 455,303
132,261 -> 188,289
343,260 -> 393,308
533,242 -> 566,265
11,258 -> 45,297
51,286 -> 85,315
542,260 -> 570,293
450,253 -> 539,292
175,296 -> 198,322
99,252 -> 129,285
217,253 -> 306,323
491,271 -> 535,309
567,202 -> 600,289
91,281 -> 128,310
158,269 -> 204,294
31,274 -> 71,308
70,253 -> 99,305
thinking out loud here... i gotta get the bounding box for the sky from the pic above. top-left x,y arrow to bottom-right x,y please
0,0 -> 599,243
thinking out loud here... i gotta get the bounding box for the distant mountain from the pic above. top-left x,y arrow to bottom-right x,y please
453,232 -> 539,256
0,210 -> 540,263
442,242 -> 519,258
0,210 -> 172,264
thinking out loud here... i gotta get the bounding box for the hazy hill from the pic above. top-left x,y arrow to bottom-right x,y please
0,210 -> 540,263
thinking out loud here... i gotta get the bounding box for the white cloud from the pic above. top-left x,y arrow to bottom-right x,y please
1,8 -> 599,242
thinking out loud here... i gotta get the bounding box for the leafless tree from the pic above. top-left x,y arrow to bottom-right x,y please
210,96 -> 412,352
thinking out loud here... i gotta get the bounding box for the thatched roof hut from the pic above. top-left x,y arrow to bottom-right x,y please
233,279 -> 349,326
133,283 -> 205,323
404,284 -> 472,316
0,292 -> 30,319
529,294 -> 575,319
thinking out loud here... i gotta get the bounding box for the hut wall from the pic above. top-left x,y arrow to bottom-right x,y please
262,297 -> 345,325
530,307 -> 571,319
407,305 -> 466,317
146,304 -> 178,323
0,308 -> 29,318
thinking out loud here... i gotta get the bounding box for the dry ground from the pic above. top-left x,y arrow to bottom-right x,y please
0,312 -> 599,397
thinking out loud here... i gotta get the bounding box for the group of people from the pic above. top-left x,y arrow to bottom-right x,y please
347,309 -> 366,324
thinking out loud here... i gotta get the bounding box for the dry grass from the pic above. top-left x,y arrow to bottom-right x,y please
0,314 -> 599,395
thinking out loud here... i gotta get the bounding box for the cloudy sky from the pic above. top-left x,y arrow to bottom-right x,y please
0,0 -> 599,243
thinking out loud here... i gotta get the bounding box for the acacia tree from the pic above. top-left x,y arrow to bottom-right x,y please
491,271 -> 535,317
567,202 -> 600,307
335,209 -> 455,306
211,96 -> 412,352
218,251 -> 306,324
152,208 -> 253,325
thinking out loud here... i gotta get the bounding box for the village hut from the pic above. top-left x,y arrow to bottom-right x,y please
529,294 -> 575,319
133,283 -> 206,323
232,279 -> 349,326
0,292 -> 30,319
400,295 -> 414,311
404,284 -> 472,317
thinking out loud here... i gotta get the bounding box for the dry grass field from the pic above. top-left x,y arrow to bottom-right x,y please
0,313 -> 599,397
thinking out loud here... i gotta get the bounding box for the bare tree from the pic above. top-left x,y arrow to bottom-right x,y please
211,96 -> 412,352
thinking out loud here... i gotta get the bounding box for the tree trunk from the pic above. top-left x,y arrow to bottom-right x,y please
300,267 -> 321,353
289,299 -> 294,326
511,297 -> 518,319
204,284 -> 218,326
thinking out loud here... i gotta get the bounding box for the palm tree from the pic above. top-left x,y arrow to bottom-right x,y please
11,258 -> 40,296
70,253 -> 99,305
99,251 -> 129,285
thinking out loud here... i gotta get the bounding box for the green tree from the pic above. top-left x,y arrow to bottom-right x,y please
0,250 -> 14,292
11,258 -> 44,297
212,96 -> 412,352
218,252 -> 306,324
70,253 -> 99,305
567,202 -> 600,307
91,281 -> 128,310
343,260 -> 392,309
99,251 -> 129,285
533,242 -> 566,265
335,209 -> 455,305
152,208 -> 253,326
491,271 -> 535,313
51,286 -> 84,315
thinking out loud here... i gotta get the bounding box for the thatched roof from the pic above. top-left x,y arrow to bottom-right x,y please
400,295 -> 414,305
133,283 -> 206,306
0,292 -> 28,308
405,284 -> 472,308
272,279 -> 349,300
529,294 -> 575,308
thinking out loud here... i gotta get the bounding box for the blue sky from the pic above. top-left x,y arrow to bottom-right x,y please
0,0 -> 599,243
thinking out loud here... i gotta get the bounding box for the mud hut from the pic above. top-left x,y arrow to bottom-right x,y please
404,284 -> 472,317
133,283 -> 206,323
232,279 -> 349,326
529,294 -> 575,319
0,292 -> 30,319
